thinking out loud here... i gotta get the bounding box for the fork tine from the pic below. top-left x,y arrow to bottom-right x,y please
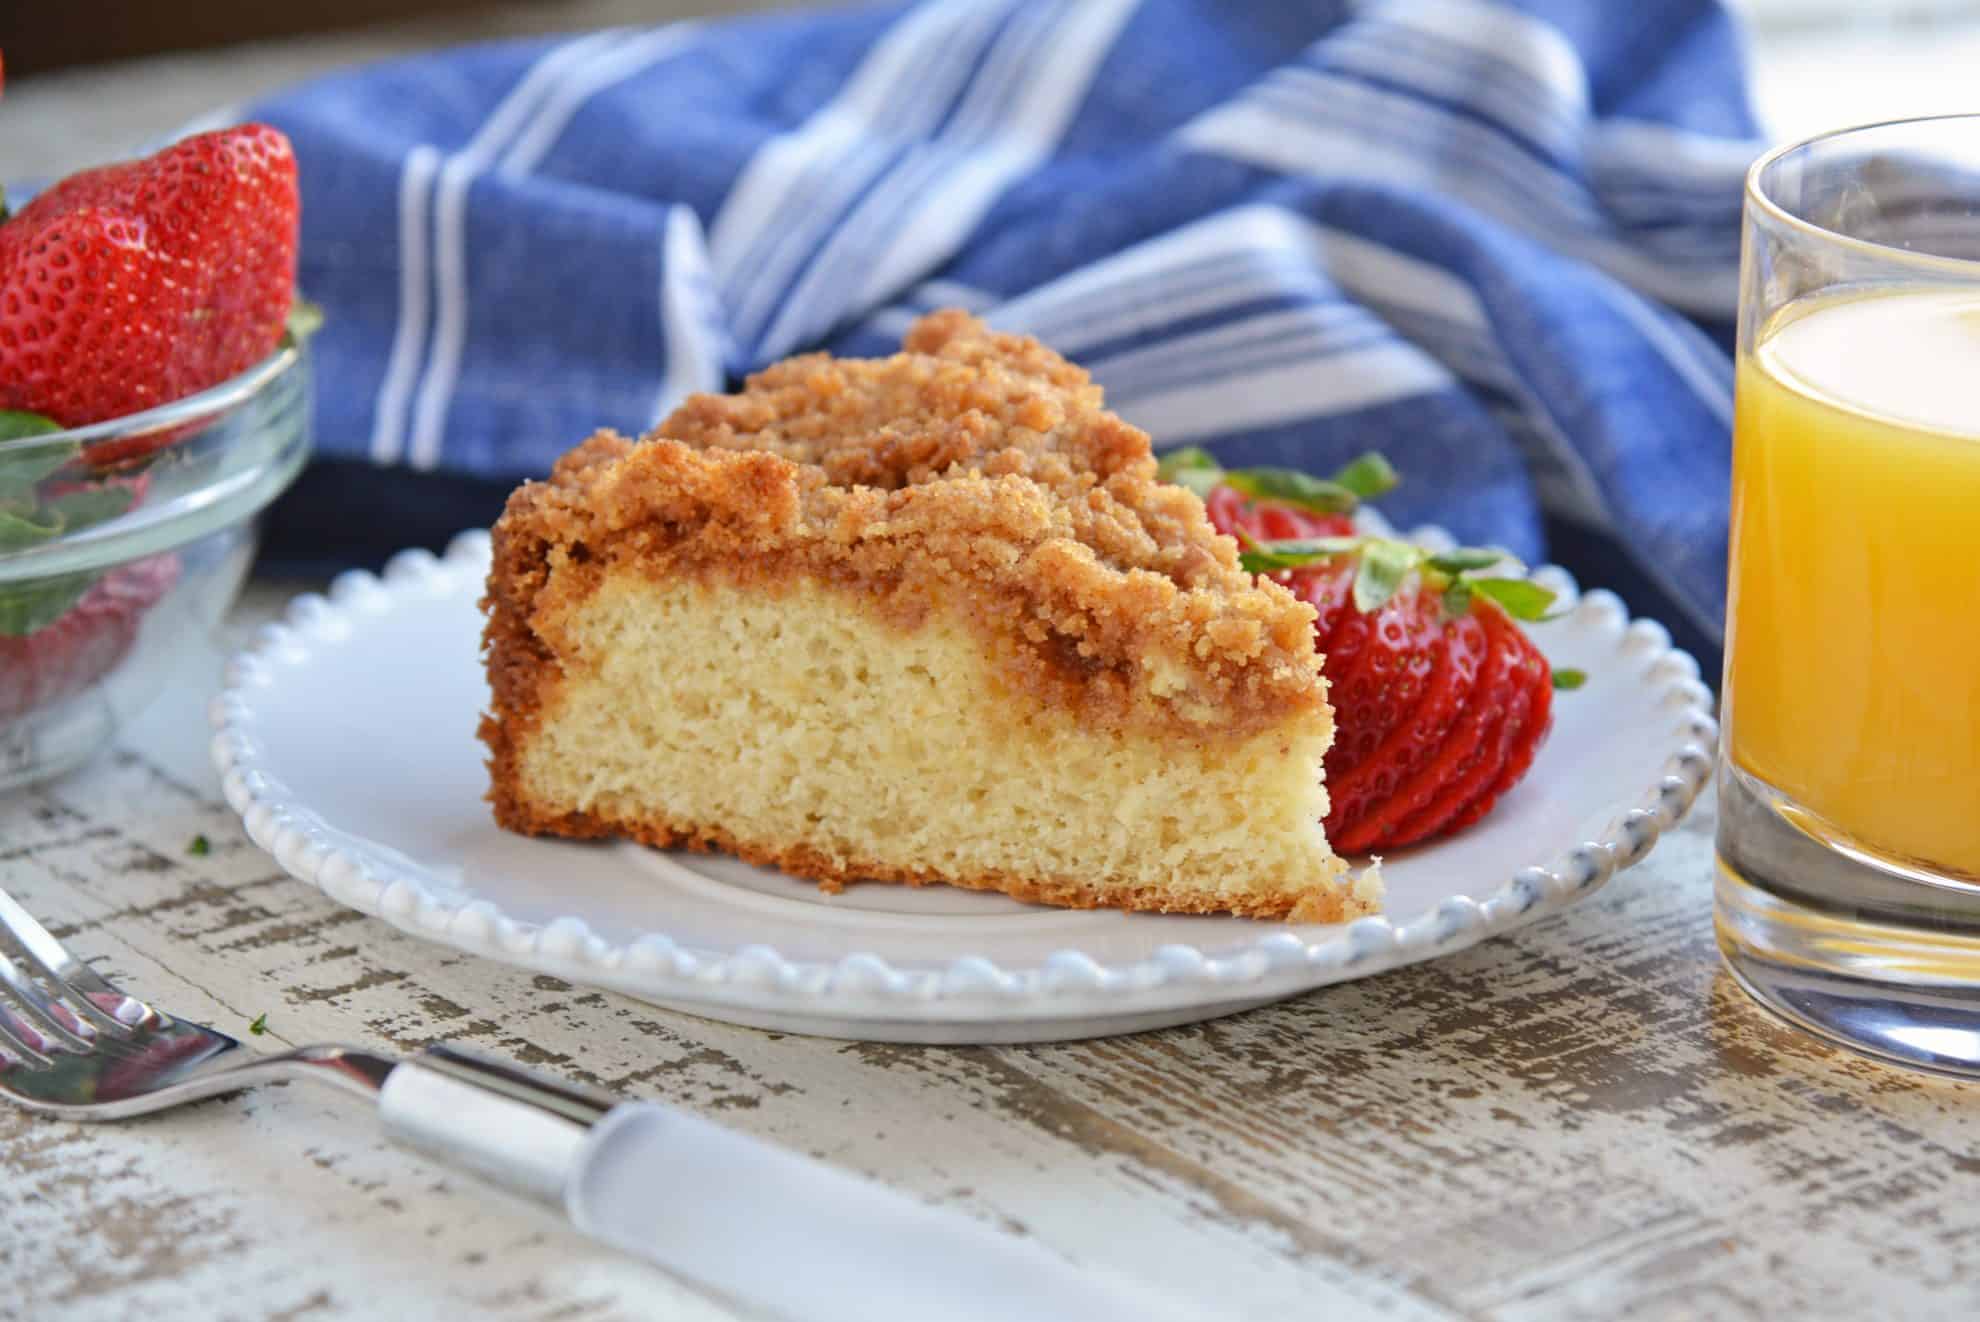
0,888 -> 155,1036
0,948 -> 94,1052
0,993 -> 54,1068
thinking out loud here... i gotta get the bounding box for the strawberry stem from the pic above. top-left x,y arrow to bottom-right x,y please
1465,576 -> 1557,622
1329,451 -> 1400,501
1424,548 -> 1501,574
1236,532 -> 1564,622
1236,532 -> 1360,572
1155,445 -> 1223,498
1222,467 -> 1359,514
1157,446 -> 1401,514
1186,446 -> 1589,690
1351,539 -> 1419,612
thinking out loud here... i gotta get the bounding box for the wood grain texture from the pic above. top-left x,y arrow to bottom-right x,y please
8,12 -> 1980,1319
2,583 -> 1977,1322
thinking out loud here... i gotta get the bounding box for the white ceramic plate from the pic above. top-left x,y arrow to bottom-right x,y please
212,531 -> 1715,1043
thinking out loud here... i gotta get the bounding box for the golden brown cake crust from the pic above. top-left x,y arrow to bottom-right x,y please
481,312 -> 1341,914
476,794 -> 1359,923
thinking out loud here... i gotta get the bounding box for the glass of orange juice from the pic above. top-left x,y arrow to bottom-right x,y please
1718,116 -> 1980,1075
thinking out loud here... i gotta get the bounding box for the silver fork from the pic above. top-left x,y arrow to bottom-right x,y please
0,884 -> 1189,1322
0,884 -> 613,1184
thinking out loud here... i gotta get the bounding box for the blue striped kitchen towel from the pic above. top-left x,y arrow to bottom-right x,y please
245,0 -> 1762,666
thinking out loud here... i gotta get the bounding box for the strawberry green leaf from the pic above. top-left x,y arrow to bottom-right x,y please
1352,538 -> 1420,613
1156,445 -> 1220,476
0,508 -> 63,551
1426,548 -> 1503,575
0,428 -> 76,510
1238,535 -> 1363,574
0,481 -> 134,554
0,574 -> 94,636
0,411 -> 63,444
41,485 -> 135,535
1468,576 -> 1558,622
1441,581 -> 1473,618
1155,445 -> 1224,498
1552,667 -> 1588,691
1329,451 -> 1400,501
1174,469 -> 1224,499
1223,467 -> 1361,515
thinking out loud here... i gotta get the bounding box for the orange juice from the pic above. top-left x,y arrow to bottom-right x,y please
1728,288 -> 1980,877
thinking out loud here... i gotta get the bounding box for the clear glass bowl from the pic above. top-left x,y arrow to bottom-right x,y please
0,338 -> 311,790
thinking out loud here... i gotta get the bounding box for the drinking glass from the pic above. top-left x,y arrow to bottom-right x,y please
1717,115 -> 1980,1076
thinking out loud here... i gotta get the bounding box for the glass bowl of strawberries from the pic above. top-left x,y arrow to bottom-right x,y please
0,338 -> 311,789
0,123 -> 309,790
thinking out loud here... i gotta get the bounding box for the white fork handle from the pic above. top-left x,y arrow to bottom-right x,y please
568,1101 -> 1199,1322
378,1049 -> 1196,1322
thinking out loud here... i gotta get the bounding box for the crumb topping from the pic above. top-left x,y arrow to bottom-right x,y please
485,311 -> 1328,741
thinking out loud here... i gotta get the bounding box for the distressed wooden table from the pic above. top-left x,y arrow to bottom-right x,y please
9,12 -> 1980,1318
3,582 -> 1977,1322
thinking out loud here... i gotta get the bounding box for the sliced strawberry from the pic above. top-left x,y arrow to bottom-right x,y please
1442,620 -> 1553,835
1386,605 -> 1535,845
1339,608 -> 1509,851
1186,447 -> 1571,854
1321,581 -> 1444,779
1327,608 -> 1486,852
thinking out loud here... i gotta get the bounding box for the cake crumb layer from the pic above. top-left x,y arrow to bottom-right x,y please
488,574 -> 1358,922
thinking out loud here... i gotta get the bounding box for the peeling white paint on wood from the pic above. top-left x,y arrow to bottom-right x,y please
2,583 -> 1977,1322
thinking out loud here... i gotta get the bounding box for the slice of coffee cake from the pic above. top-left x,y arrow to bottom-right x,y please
480,312 -> 1375,921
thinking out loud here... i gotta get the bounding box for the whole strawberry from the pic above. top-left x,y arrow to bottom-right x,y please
0,124 -> 299,464
1165,448 -> 1579,855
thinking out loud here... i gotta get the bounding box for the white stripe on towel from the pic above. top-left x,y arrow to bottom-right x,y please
407,27 -> 699,469
369,32 -> 623,465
